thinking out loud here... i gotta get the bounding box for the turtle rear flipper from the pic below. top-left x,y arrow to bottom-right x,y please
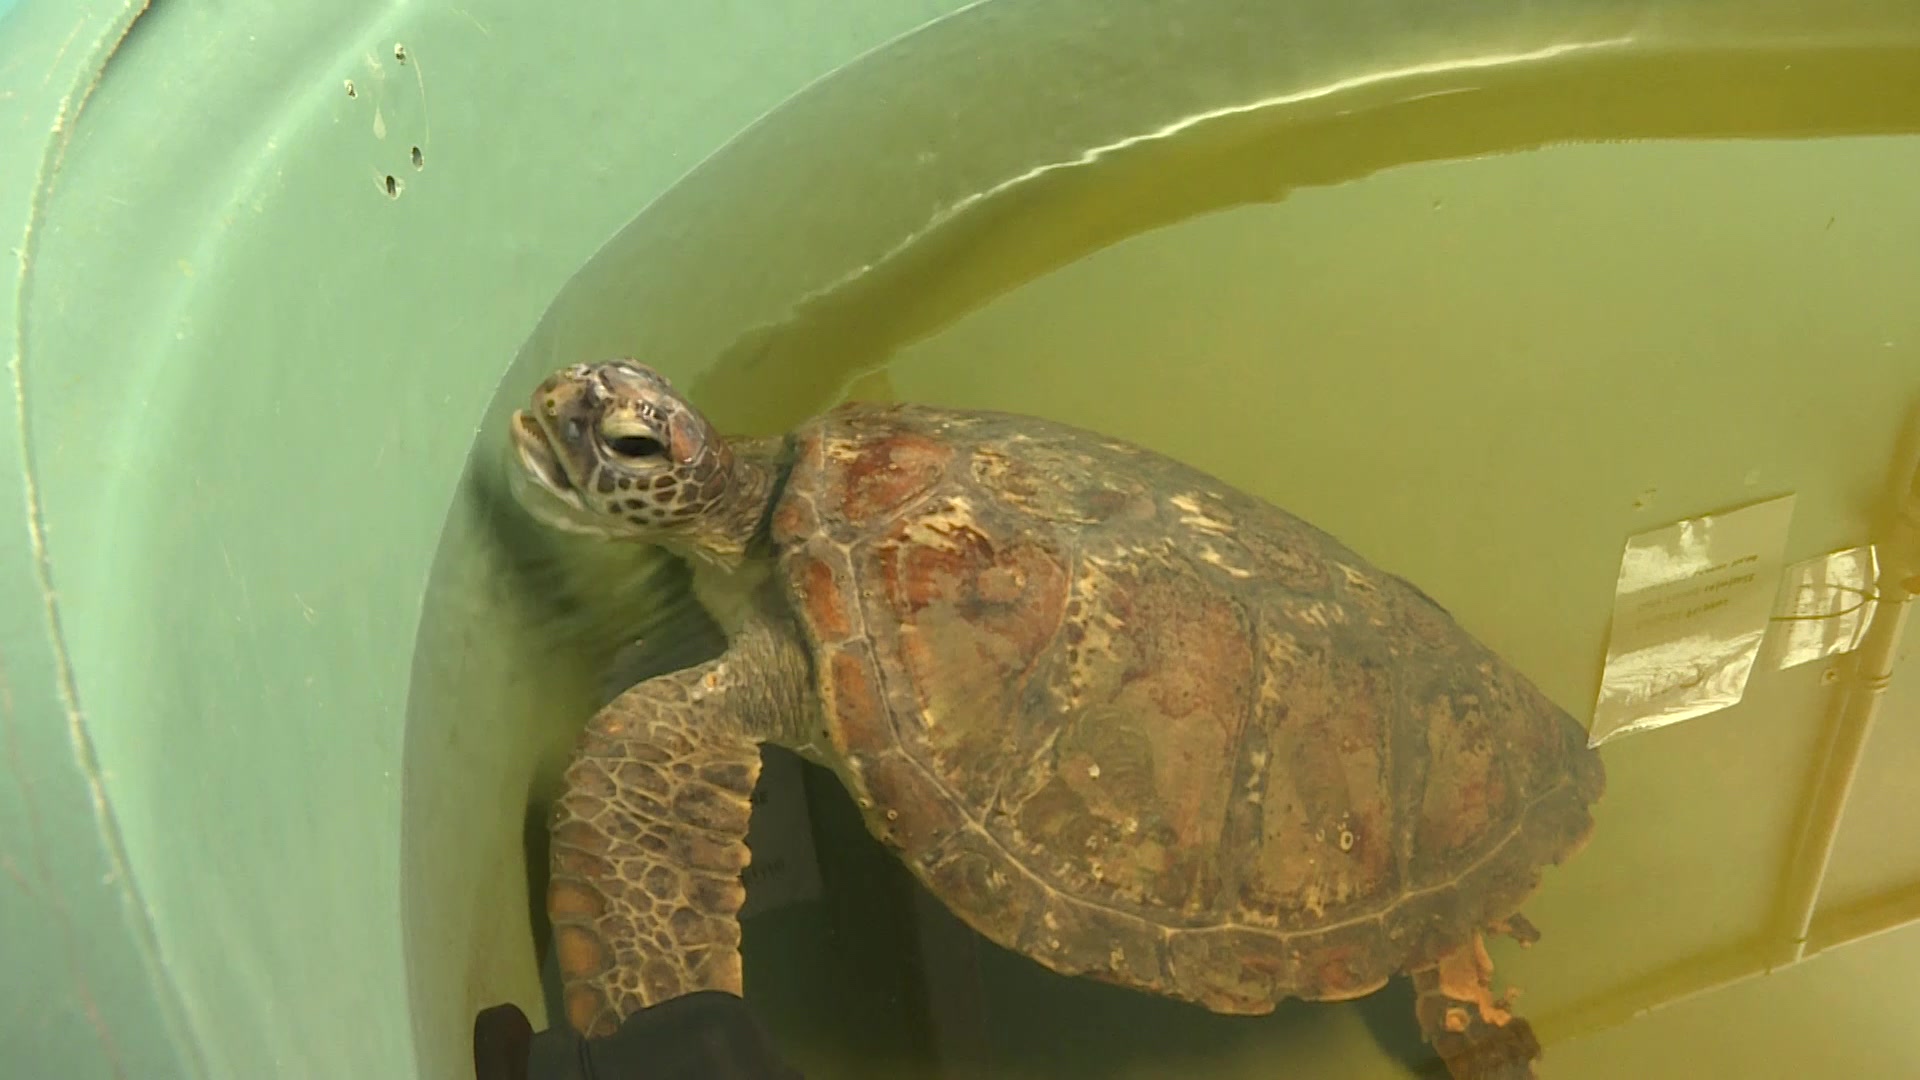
1412,933 -> 1541,1079
546,614 -> 811,1036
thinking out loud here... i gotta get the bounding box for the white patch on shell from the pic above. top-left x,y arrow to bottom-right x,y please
1285,599 -> 1347,628
1256,632 -> 1307,715
1197,543 -> 1254,579
1168,491 -> 1236,537
900,496 -> 979,552
1264,633 -> 1304,665
1083,535 -> 1179,573
1056,559 -> 1124,712
1293,837 -> 1367,919
822,437 -> 865,464
1336,562 -> 1376,592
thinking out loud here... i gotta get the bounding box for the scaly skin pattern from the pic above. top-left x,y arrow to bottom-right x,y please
545,614 -> 809,1037
771,401 -> 1603,1075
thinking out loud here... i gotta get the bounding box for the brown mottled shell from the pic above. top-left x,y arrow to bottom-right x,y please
770,402 -> 1604,1012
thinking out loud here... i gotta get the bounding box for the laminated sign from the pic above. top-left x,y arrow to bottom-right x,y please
1590,495 -> 1797,747
1766,544 -> 1880,670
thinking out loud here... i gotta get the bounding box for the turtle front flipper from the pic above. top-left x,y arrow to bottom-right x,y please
546,615 -> 813,1037
1411,933 -> 1541,1080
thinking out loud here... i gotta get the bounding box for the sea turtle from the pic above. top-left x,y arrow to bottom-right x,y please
507,359 -> 1605,1078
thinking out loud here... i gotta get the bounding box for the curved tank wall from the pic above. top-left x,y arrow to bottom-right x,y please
3,1 -> 968,1075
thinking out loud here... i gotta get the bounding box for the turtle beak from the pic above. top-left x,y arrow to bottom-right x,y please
506,410 -> 632,538
508,409 -> 580,503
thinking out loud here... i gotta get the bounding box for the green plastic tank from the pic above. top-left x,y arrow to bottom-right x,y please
6,1 -> 1918,1077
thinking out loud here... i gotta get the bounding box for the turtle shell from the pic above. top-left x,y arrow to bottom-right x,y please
769,402 -> 1604,1012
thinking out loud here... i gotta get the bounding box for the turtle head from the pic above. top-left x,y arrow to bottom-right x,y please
508,359 -> 765,567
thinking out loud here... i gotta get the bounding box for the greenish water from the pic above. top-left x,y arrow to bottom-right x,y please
830,133 -> 1920,1080
414,41 -> 1920,1080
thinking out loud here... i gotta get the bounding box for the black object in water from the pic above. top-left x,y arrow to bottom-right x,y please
473,992 -> 802,1080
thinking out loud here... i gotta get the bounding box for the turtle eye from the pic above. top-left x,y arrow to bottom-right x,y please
604,433 -> 666,460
